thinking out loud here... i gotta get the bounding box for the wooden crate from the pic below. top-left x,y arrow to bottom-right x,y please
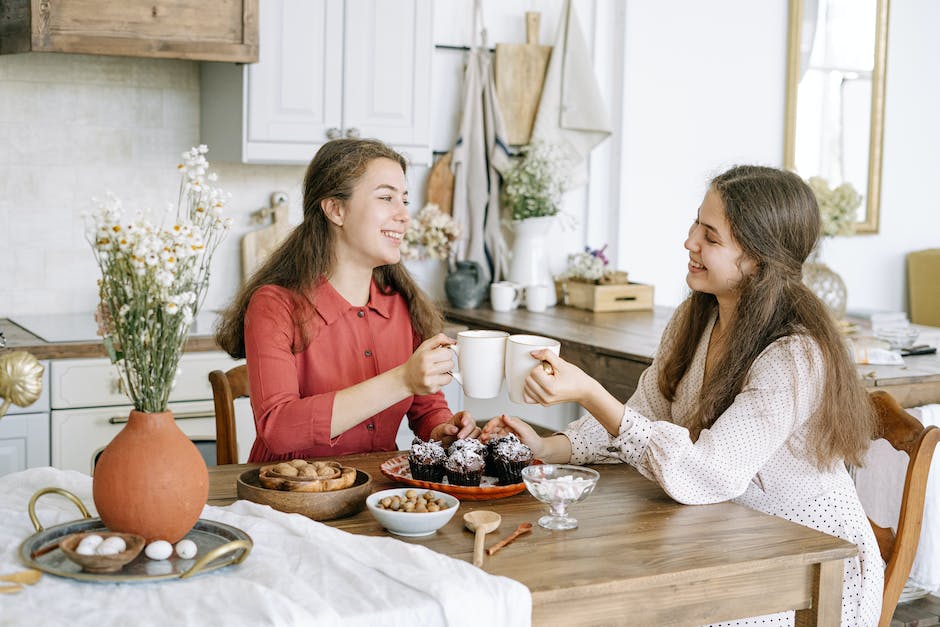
559,281 -> 654,312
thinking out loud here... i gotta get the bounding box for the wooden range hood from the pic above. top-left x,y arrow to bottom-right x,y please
0,0 -> 258,63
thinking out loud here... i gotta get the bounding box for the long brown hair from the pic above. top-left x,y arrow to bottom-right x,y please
216,138 -> 443,358
657,165 -> 875,467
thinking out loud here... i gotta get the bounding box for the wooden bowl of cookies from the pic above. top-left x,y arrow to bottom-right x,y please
237,459 -> 372,521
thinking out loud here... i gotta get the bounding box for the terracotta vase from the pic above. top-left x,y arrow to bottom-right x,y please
92,410 -> 208,543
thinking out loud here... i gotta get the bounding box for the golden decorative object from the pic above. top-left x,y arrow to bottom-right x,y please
0,351 -> 45,418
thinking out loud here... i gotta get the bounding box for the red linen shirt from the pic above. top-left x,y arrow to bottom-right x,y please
244,280 -> 452,462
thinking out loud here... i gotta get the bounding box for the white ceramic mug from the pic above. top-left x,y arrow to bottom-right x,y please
505,334 -> 561,404
490,281 -> 522,312
448,330 -> 509,399
524,284 -> 550,312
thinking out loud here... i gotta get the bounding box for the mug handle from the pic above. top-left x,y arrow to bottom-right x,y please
511,286 -> 523,309
446,345 -> 463,387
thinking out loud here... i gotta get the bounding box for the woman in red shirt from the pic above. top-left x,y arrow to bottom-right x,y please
216,139 -> 478,462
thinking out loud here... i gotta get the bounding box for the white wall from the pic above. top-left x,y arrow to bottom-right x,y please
618,0 -> 788,307
1,0 -> 937,321
617,0 -> 940,312
0,54 -> 306,316
824,0 -> 940,313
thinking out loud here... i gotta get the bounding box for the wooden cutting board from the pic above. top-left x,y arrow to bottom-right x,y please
494,12 -> 552,146
426,151 -> 454,215
241,194 -> 292,282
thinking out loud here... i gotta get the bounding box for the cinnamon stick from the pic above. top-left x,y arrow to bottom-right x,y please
486,522 -> 533,556
30,541 -> 59,559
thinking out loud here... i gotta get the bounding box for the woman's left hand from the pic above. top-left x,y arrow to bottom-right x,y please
429,410 -> 480,445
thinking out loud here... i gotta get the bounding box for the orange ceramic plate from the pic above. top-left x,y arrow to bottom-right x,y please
380,455 -> 539,501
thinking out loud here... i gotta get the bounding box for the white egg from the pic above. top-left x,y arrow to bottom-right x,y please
76,534 -> 104,555
145,540 -> 173,561
175,539 -> 197,559
95,536 -> 127,555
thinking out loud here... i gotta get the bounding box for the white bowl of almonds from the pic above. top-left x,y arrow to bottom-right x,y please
366,488 -> 459,537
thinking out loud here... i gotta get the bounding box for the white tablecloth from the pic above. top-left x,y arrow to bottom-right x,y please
0,468 -> 531,627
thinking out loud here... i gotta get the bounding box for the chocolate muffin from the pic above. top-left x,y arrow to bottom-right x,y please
449,437 -> 488,472
444,448 -> 485,486
408,437 -> 446,482
490,434 -> 534,485
448,437 -> 486,457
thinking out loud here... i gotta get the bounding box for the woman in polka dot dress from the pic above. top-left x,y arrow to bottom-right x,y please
484,165 -> 883,626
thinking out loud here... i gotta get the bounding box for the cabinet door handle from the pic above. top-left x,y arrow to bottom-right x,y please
344,127 -> 360,138
326,127 -> 341,140
108,411 -> 214,425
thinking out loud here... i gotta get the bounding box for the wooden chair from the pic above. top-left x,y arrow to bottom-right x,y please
209,364 -> 249,466
868,390 -> 940,627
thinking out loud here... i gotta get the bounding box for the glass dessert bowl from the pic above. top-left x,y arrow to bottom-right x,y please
521,464 -> 599,530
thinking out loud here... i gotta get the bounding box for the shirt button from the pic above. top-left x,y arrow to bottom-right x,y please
606,446 -> 619,453
366,424 -> 375,431
364,350 -> 372,357
357,310 -> 365,318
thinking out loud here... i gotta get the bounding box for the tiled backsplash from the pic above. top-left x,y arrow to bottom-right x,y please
0,53 -> 307,318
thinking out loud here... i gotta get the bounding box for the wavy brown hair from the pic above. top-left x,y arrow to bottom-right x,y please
657,165 -> 875,468
216,138 -> 443,358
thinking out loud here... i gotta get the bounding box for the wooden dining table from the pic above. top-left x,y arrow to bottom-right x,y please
209,452 -> 857,626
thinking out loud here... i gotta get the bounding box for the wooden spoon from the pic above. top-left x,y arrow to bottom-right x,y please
0,570 -> 41,585
463,510 -> 502,567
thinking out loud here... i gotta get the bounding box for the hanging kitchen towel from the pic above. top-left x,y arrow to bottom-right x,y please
530,0 -> 612,190
855,403 -> 940,594
451,0 -> 512,283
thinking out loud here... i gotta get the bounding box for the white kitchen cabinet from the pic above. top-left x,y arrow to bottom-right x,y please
49,351 -> 253,473
201,0 -> 433,166
0,360 -> 50,476
0,413 -> 50,476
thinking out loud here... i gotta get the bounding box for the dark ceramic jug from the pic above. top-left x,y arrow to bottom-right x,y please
444,260 -> 487,309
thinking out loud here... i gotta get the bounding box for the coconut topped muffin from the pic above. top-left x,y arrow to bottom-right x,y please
489,434 -> 534,484
444,448 -> 485,486
447,437 -> 487,458
408,437 -> 447,482
492,433 -> 532,462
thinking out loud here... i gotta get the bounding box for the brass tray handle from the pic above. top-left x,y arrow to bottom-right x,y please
28,488 -> 92,532
179,539 -> 252,579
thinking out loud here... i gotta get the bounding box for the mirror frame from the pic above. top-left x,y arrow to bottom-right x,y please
784,0 -> 890,234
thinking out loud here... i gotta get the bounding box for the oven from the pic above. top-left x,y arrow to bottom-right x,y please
47,352 -> 254,475
52,400 -> 222,474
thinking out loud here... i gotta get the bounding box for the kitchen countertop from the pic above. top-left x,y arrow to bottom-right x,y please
443,304 -> 940,407
0,317 -> 221,360
1,314 -> 470,362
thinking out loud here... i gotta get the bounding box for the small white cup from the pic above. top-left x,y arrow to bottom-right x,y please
505,334 -> 561,404
490,281 -> 522,312
524,284 -> 550,312
448,330 -> 509,399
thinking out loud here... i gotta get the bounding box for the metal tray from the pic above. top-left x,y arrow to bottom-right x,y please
19,487 -> 252,583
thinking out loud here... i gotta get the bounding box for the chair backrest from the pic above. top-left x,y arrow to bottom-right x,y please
868,390 -> 940,627
209,365 -> 250,466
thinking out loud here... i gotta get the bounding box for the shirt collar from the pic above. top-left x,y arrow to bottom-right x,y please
315,277 -> 395,325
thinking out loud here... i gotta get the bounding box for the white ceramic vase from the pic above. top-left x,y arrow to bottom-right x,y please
508,216 -> 557,307
403,258 -> 447,302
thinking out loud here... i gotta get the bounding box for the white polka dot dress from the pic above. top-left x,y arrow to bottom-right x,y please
564,315 -> 883,627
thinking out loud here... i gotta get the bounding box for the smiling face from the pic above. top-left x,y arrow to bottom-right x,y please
684,188 -> 755,307
326,157 -> 410,271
